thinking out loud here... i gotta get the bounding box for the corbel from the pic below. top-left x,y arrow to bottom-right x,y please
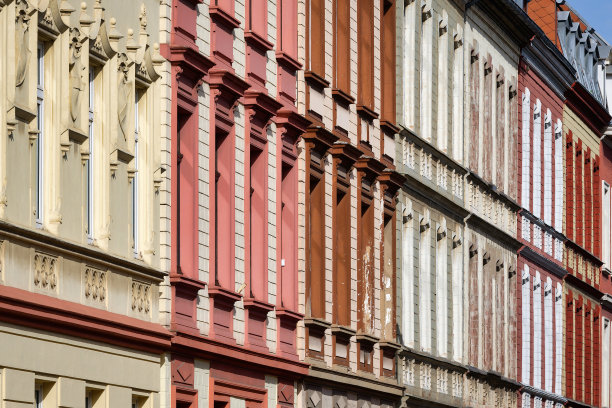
483,55 -> 492,76
469,244 -> 478,258
436,226 -> 446,241
420,217 -> 430,232
495,260 -> 504,272
470,41 -> 479,63
482,252 -> 491,266
452,233 -> 462,248
453,27 -> 463,49
421,0 -> 432,20
403,206 -> 413,223
533,280 -> 541,291
508,265 -> 516,279
438,14 -> 447,36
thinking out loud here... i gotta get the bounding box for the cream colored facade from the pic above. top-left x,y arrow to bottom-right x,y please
0,0 -> 168,406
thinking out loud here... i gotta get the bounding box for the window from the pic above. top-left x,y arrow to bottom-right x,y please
601,317 -> 611,405
87,68 -> 95,243
403,1 -> 417,129
555,284 -> 562,393
554,120 -> 563,230
35,385 -> 43,408
543,111 -> 552,225
521,89 -> 531,210
452,28 -> 463,161
419,211 -> 431,352
402,201 -> 414,348
437,14 -> 448,152
451,230 -> 462,361
35,42 -> 45,227
532,100 -> 542,218
544,278 -> 553,392
436,220 -> 448,357
603,181 -> 611,269
521,265 -> 531,383
357,0 -> 374,109
533,271 -> 542,388
86,391 -> 92,408
420,3 -> 433,142
132,90 -> 140,257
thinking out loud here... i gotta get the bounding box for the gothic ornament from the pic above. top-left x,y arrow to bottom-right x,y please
15,0 -> 32,87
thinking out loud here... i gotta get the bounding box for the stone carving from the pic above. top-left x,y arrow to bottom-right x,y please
69,27 -> 84,123
131,280 -> 151,314
33,252 -> 58,290
84,267 -> 106,302
117,53 -> 132,140
15,0 -> 31,87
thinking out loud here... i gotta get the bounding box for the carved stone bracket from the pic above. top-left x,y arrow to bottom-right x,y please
131,279 -> 151,314
84,266 -> 107,303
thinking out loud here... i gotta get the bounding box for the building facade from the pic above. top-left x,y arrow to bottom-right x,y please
161,0 -> 310,407
396,0 -> 468,406
461,1 -> 532,406
296,0 -> 404,407
516,29 -> 574,408
0,0 -> 170,406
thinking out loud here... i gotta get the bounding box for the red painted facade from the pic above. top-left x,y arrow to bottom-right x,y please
163,0 -> 309,406
516,52 -> 567,406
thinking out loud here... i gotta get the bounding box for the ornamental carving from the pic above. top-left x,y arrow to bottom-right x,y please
117,53 -> 132,140
69,27 -> 85,123
33,252 -> 58,291
131,280 -> 151,314
15,0 -> 32,87
84,267 -> 106,302
404,358 -> 415,386
421,364 -> 431,391
451,372 -> 462,397
437,369 -> 448,394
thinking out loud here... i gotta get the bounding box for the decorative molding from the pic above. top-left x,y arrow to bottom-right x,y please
33,251 -> 58,292
131,279 -> 151,314
84,266 -> 107,303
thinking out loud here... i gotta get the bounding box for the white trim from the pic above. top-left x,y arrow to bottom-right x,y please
533,271 -> 542,389
402,200 -> 414,348
532,100 -> 542,219
543,110 -> 552,225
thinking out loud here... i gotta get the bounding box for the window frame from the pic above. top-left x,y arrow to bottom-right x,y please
35,41 -> 45,228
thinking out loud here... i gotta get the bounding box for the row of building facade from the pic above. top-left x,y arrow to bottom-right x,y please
2,0 -> 612,407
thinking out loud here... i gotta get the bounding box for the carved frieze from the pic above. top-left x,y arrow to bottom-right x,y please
33,251 -> 58,291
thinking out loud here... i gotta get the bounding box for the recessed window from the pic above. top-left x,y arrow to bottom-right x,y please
34,384 -> 44,408
35,42 -> 45,228
87,68 -> 96,243
132,90 -> 141,257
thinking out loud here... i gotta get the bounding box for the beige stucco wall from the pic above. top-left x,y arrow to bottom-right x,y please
0,322 -> 160,407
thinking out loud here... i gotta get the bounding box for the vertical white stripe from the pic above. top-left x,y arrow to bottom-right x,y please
521,90 -> 531,210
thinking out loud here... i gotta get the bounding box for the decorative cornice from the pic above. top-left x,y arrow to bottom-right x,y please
519,246 -> 568,279
465,213 -> 522,251
172,331 -> 310,377
565,81 -> 612,135
519,384 -> 567,404
521,35 -> 576,99
472,0 -> 538,48
564,273 -> 603,300
0,220 -> 165,281
0,285 -> 171,354
306,361 -> 404,396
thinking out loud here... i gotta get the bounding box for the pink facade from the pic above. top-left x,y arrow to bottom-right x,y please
162,0 -> 309,406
